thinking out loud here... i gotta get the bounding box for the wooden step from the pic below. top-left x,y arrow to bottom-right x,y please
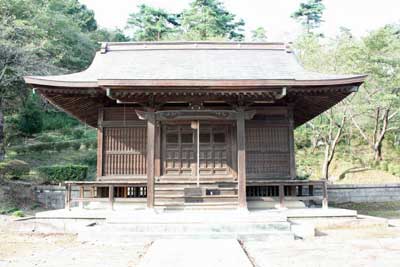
155,189 -> 238,196
156,201 -> 239,207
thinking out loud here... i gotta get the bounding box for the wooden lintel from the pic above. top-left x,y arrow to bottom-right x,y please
136,109 -> 256,121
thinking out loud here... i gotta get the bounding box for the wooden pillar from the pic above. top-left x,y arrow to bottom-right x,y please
65,184 -> 71,211
322,181 -> 328,209
288,106 -> 296,179
79,186 -> 84,209
298,185 -> 303,196
109,185 -> 114,210
309,185 -> 314,196
279,184 -> 285,209
90,186 -> 95,198
146,112 -> 156,209
65,184 -> 69,209
96,107 -> 104,178
154,122 -> 161,178
237,110 -> 247,209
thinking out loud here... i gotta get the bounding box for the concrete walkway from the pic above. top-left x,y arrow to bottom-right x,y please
139,239 -> 253,267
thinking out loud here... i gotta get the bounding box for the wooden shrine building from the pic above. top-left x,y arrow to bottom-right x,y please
25,42 -> 366,210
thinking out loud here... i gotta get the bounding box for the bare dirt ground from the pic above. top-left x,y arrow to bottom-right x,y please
1,215 -> 400,267
0,216 -> 148,267
244,226 -> 400,267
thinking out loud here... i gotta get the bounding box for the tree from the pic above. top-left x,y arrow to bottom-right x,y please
0,0 -> 104,160
17,94 -> 43,136
251,27 -> 267,42
294,24 -> 400,179
127,4 -> 179,41
91,28 -> 130,44
180,0 -> 245,41
320,109 -> 347,180
47,0 -> 98,32
291,0 -> 325,33
347,25 -> 400,161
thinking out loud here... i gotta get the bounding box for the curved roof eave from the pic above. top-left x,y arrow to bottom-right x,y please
24,75 -> 367,88
24,76 -> 98,88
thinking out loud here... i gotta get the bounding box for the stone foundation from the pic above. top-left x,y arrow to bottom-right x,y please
2,181 -> 400,210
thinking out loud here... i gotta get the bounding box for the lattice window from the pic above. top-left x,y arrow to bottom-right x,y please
103,127 -> 147,176
246,125 -> 291,178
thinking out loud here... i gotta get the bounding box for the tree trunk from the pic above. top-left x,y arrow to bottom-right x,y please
321,113 -> 346,181
321,144 -> 330,180
374,141 -> 383,161
0,100 -> 4,161
373,108 -> 389,162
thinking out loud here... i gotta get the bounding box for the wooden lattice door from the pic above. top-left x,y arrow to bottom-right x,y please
162,124 -> 196,176
198,126 -> 231,176
162,123 -> 233,178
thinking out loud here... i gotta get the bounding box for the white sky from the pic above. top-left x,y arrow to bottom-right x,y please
80,0 -> 400,41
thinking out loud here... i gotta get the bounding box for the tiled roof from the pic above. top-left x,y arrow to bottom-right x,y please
25,42 -> 366,88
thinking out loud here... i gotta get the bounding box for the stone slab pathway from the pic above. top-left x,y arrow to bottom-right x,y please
139,239 -> 253,267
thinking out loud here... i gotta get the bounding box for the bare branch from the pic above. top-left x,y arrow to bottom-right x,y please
349,110 -> 370,144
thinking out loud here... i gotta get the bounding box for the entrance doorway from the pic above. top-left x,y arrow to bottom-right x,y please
161,122 -> 235,181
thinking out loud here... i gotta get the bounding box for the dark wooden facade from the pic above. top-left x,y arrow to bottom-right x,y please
25,42 -> 366,210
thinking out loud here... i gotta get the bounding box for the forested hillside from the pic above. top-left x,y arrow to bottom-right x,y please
0,0 -> 399,184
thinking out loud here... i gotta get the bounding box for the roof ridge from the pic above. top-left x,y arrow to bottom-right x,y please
99,41 -> 288,53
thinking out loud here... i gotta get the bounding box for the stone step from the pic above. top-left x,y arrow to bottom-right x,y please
155,195 -> 238,200
98,221 -> 291,233
78,230 -> 294,243
155,189 -> 237,195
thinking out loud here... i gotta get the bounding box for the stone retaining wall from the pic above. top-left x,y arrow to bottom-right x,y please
33,185 -> 79,209
327,184 -> 400,204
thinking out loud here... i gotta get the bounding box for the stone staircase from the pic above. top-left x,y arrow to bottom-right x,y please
78,210 -> 294,242
154,182 -> 239,210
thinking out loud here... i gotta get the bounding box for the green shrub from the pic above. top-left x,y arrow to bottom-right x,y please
72,129 -> 85,139
37,165 -> 88,183
71,141 -> 81,150
12,210 -> 25,217
391,165 -> 400,177
80,151 -> 97,166
296,171 -> 311,180
83,138 -> 97,149
0,207 -> 19,215
379,161 -> 389,172
11,139 -> 95,154
0,160 -> 30,179
42,111 -> 79,131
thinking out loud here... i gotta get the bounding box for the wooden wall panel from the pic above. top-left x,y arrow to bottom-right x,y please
245,122 -> 291,179
103,127 -> 147,176
103,107 -> 139,121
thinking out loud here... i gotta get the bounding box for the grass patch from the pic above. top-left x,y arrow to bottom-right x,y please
332,202 -> 400,219
0,207 -> 19,215
11,210 -> 25,217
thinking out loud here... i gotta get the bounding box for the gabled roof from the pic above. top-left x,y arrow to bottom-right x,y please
24,41 -> 367,128
25,41 -> 366,88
